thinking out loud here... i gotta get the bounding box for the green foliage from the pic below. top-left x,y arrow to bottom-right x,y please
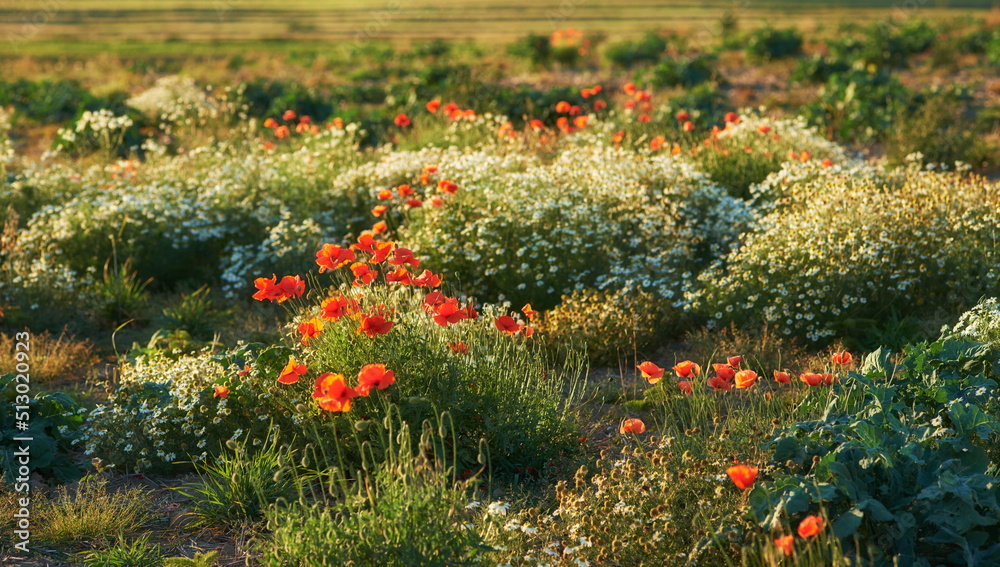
259,416 -> 487,567
38,478 -> 154,549
604,32 -> 667,67
507,33 -> 552,66
646,54 -> 719,89
93,257 -> 152,327
885,97 -> 998,171
751,334 -> 1000,565
0,373 -> 84,483
0,79 -> 100,123
790,54 -> 852,84
745,27 -> 803,62
162,551 -> 220,567
800,64 -> 913,143
539,287 -> 682,366
177,436 -> 299,528
159,286 -> 229,340
80,533 -> 162,567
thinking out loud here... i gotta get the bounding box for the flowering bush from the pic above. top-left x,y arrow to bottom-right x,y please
951,298 -> 1000,346
690,161 -> 1000,343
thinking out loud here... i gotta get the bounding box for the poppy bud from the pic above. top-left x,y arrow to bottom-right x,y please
295,403 -> 308,414
226,439 -> 237,450
273,470 -> 283,483
354,420 -> 370,432
301,454 -> 311,468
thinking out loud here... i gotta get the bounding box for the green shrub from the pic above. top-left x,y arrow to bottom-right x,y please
158,286 -> 229,340
647,54 -> 719,89
604,32 -> 667,67
692,161 -> 1000,345
800,64 -> 914,143
790,54 -> 852,84
37,478 -> 154,549
885,98 -> 998,171
745,27 -> 802,62
507,33 -> 552,66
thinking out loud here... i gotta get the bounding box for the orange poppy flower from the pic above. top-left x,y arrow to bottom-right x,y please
353,232 -> 377,254
675,110 -> 690,122
438,180 -> 458,194
214,384 -> 229,399
724,112 -> 739,124
263,118 -> 278,128
442,103 -> 458,115
332,117 -> 344,129
735,370 -> 758,389
774,534 -> 794,555
299,115 -> 311,124
726,464 -> 758,489
673,360 -> 701,378
683,121 -> 694,132
238,364 -> 251,377
638,361 -> 665,384
406,198 -> 423,208
377,189 -> 393,200
650,136 -> 666,151
389,247 -> 420,269
274,125 -> 290,138
295,122 -> 309,134
422,291 -> 446,311
713,363 -> 735,381
278,356 -> 307,385
370,241 -> 395,264
593,100 -> 607,111
822,373 -> 838,385
426,99 -> 441,113
727,355 -> 741,368
555,101 -> 571,113
797,515 -> 823,538
774,370 -> 791,384
623,82 -> 637,95
678,380 -> 693,395
385,267 -> 411,285
263,141 -> 274,150
253,274 -> 305,302
282,110 -> 297,121
522,303 -> 538,320
707,375 -> 732,392
800,150 -> 811,162
433,299 -> 469,327
800,373 -> 823,387
371,205 -> 388,217
350,262 -> 377,286
373,221 -> 388,234
398,184 -> 414,197
494,315 -> 522,335
411,269 -> 442,288
758,125 -> 771,134
574,116 -> 588,128
450,341 -> 469,354
581,88 -> 593,98
612,130 -> 625,143
567,105 -> 581,116
556,116 -> 569,130
831,351 -> 852,365
821,158 -> 833,168
356,363 -> 395,396
430,197 -> 445,207
620,418 -> 645,434
316,244 -> 357,274
312,373 -> 358,412
638,114 -> 651,123
298,318 -> 323,345
625,100 -> 637,110
321,296 -> 355,321
464,304 -> 479,320
671,144 -> 681,154
358,313 -> 393,338
394,113 -> 411,127
521,326 -> 534,338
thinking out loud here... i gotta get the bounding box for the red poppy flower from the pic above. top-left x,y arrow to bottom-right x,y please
800,150 -> 811,162
707,375 -> 732,392
278,356 -> 307,385
675,110 -> 690,122
650,136 -> 666,151
352,232 -> 376,254
574,116 -> 588,128
726,464 -> 758,489
370,241 -> 395,264
406,198 -> 423,208
800,373 -> 823,387
581,88 -> 593,99
442,103 -> 459,115
373,221 -> 388,234
296,123 -> 309,134
263,118 -> 278,128
822,373 -> 838,385
377,189 -> 393,200
438,180 -> 458,195
394,113 -> 411,127
398,184 -> 414,197
433,299 -> 469,327
494,315 -> 522,335
831,351 -> 852,365
299,115 -> 311,124
389,247 -> 420,269
774,370 -> 791,384
683,121 -> 695,132
713,363 -> 735,381
638,114 -> 651,123
724,112 -> 739,124
238,364 -> 251,377
798,515 -> 823,538
252,275 -> 280,302
556,116 -> 569,130
385,267 -> 411,285
677,380 -> 693,395
623,82 -> 637,96
555,101 -> 571,113
758,125 -> 771,134
350,262 -> 377,286
638,361 -> 665,384
522,303 -> 538,320
464,304 -> 479,320
774,534 -> 794,555
821,158 -> 833,168
450,341 -> 469,354
593,100 -> 607,111
321,296 -> 355,321
282,110 -> 297,121
357,363 -> 395,396
620,418 -> 645,434
727,355 -> 742,368
569,105 -> 582,116
312,373 -> 358,412
612,130 -> 625,143
371,205 -> 388,217
298,318 -> 323,345
411,269 -> 442,288
274,125 -> 290,138
673,360 -> 701,378
430,197 -> 444,207
735,370 -> 758,389
214,385 -> 229,399
522,326 -> 534,338
426,99 -> 441,113
358,313 -> 393,338
529,119 -> 544,131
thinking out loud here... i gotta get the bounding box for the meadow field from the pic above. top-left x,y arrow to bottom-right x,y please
2,2 -> 1000,566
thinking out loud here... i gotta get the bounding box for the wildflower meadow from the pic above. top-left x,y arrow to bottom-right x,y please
2,3 -> 1000,566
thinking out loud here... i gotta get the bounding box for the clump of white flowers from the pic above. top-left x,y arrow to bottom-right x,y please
951,298 -> 1000,345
